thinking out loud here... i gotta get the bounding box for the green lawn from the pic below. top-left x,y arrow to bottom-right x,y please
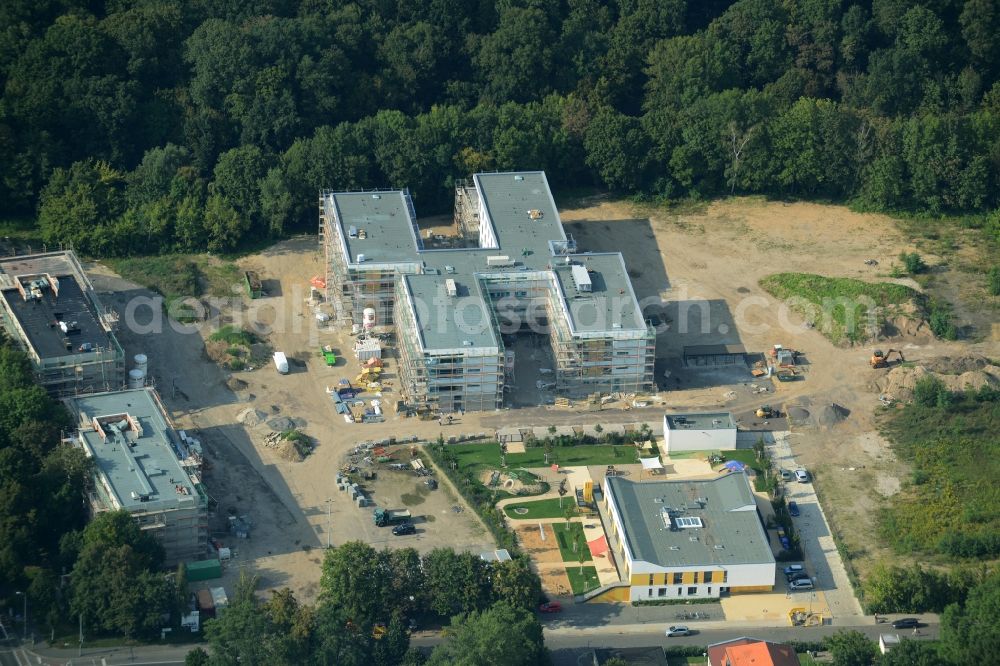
715,450 -> 774,493
665,659 -> 705,666
759,272 -> 921,345
503,497 -> 579,520
565,565 -> 601,595
552,522 -> 592,564
452,442 -> 640,469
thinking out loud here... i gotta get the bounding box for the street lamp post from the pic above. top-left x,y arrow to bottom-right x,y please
326,498 -> 333,548
14,590 -> 26,640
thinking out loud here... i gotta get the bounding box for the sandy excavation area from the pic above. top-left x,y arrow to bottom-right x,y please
84,195 -> 993,598
559,194 -> 994,575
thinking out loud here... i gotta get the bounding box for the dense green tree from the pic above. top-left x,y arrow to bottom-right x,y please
940,571 -> 1000,665
427,601 -> 546,666
491,556 -> 543,611
320,541 -> 386,624
826,629 -> 878,666
878,639 -> 946,666
474,6 -> 556,104
584,108 -> 651,192
423,548 -> 492,619
772,98 -> 859,197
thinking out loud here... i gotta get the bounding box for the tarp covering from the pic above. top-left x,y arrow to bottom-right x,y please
723,460 -> 747,472
588,535 -> 610,557
310,275 -> 326,289
639,457 -> 664,470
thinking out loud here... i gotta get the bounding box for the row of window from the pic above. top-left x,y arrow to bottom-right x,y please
647,571 -> 728,585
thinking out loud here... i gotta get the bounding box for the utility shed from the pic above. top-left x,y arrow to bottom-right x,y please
683,344 -> 747,368
663,412 -> 737,454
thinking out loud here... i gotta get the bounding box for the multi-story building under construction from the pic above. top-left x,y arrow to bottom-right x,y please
320,171 -> 655,412
0,251 -> 125,396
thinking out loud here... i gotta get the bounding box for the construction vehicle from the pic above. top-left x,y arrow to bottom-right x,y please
755,405 -> 775,419
788,608 -> 822,627
870,349 -> 905,369
373,507 -> 412,526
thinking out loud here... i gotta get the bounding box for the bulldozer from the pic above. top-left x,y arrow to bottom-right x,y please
870,349 -> 905,369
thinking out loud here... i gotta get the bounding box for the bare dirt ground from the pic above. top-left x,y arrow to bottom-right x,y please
558,194 -> 994,577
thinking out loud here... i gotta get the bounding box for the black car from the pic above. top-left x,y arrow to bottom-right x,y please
891,618 -> 920,629
787,571 -> 810,583
392,522 -> 416,536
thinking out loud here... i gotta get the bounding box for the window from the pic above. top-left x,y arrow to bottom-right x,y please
704,571 -> 714,583
648,574 -> 654,585
675,516 -> 703,529
657,588 -> 667,598
677,588 -> 682,596
707,587 -> 712,595
672,572 -> 682,584
687,587 -> 697,596
693,572 -> 699,584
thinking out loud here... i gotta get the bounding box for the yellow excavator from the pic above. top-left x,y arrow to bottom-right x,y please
755,405 -> 774,419
870,349 -> 905,369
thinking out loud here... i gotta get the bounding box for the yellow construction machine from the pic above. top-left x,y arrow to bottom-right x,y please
870,349 -> 905,369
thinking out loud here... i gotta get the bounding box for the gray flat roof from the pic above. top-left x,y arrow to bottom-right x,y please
69,389 -> 200,512
325,171 -> 649,349
664,412 -> 736,431
1,275 -> 113,359
606,474 -> 773,568
553,253 -> 645,332
332,190 -> 420,264
405,274 -> 498,350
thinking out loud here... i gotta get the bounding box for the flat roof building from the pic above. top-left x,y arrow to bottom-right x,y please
66,388 -> 208,567
0,251 -> 124,395
320,172 -> 655,412
663,411 -> 737,454
603,474 -> 774,601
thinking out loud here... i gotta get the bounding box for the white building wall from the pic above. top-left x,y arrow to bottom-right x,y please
663,419 -> 737,453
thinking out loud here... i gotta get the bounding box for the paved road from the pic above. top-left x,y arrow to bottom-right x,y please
770,430 -> 863,616
543,622 -> 939,665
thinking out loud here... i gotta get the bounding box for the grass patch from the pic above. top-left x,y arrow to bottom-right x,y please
452,442 -> 640,469
665,659 -> 705,666
209,325 -> 258,346
0,217 -> 43,244
552,522 -> 592,564
503,497 -> 579,520
565,566 -> 601,595
879,384 -> 999,558
759,272 -> 922,345
107,254 -> 243,321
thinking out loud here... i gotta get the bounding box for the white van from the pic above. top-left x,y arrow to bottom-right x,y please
789,579 -> 815,591
273,352 -> 289,374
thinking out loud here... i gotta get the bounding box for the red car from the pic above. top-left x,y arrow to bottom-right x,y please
538,601 -> 562,613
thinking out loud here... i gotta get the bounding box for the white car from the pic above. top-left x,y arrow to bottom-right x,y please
789,579 -> 815,591
794,469 -> 810,483
665,625 -> 691,637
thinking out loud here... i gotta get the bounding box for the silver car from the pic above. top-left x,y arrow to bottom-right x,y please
794,469 -> 810,483
665,625 -> 691,637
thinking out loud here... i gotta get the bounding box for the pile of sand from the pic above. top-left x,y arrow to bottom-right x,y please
276,439 -> 306,462
267,416 -> 296,432
813,403 -> 850,427
237,407 -> 266,426
877,358 -> 1000,402
478,469 -> 545,495
784,402 -> 848,428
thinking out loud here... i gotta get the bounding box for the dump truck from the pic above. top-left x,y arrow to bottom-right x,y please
373,508 -> 412,526
244,271 -> 263,299
273,351 -> 289,374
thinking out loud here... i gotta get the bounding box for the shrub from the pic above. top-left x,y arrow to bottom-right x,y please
988,266 -> 1000,296
899,252 -> 927,274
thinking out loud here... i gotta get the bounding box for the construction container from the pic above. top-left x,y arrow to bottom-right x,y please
210,586 -> 229,611
128,368 -> 145,389
186,558 -> 223,582
196,589 -> 215,617
244,271 -> 263,299
354,338 -> 381,361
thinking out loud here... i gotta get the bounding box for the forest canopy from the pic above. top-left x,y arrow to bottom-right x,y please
2,0 -> 999,255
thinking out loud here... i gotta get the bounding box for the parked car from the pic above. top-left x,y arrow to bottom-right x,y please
392,522 -> 416,536
891,618 -> 921,629
665,625 -> 691,637
424,478 -> 438,490
783,564 -> 804,575
788,501 -> 800,516
794,469 -> 811,483
788,571 -> 810,583
789,579 -> 814,591
779,469 -> 793,481
538,602 -> 562,613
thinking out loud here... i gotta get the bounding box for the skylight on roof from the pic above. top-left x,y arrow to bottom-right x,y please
675,516 -> 703,529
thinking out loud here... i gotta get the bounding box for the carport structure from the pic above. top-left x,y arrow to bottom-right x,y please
683,344 -> 747,368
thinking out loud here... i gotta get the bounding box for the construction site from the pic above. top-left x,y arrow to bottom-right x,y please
319,172 -> 655,414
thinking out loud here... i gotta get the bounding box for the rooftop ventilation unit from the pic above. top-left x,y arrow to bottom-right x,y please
571,265 -> 592,292
357,254 -> 366,263
462,340 -> 474,346
446,279 -> 458,297
445,265 -> 456,274
372,194 -> 381,199
514,175 -> 524,181
348,225 -> 358,238
486,255 -> 514,267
